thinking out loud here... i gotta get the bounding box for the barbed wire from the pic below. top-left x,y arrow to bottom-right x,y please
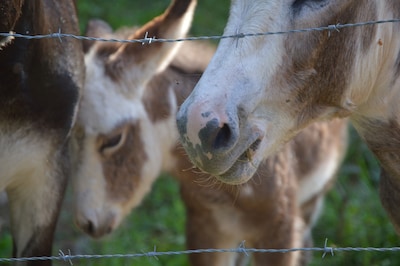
2,240 -> 400,264
0,19 -> 400,45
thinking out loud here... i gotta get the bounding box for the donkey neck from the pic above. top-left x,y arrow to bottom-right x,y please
353,107 -> 400,234
351,70 -> 400,180
350,15 -> 400,164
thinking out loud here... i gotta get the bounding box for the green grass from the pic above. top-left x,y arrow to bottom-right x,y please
1,1 -> 400,265
77,0 -> 230,38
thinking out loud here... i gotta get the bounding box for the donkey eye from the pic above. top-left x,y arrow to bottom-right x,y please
292,0 -> 328,11
100,133 -> 123,154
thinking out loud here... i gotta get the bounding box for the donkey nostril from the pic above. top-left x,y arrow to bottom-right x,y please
106,226 -> 113,235
199,117 -> 238,152
85,220 -> 96,236
213,123 -> 232,149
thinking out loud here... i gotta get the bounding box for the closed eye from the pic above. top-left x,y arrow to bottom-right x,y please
292,0 -> 329,12
99,133 -> 123,154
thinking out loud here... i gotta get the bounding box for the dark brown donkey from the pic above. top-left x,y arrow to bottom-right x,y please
0,1 -> 84,265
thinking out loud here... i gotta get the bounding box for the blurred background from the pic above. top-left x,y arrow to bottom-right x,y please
0,1 -> 399,265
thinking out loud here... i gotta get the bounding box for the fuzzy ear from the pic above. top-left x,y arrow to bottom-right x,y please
83,19 -> 113,53
105,0 -> 197,81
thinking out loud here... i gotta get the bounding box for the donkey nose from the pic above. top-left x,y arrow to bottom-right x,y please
177,101 -> 239,155
75,216 -> 114,238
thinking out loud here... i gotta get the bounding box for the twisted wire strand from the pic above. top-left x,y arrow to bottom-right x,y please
1,245 -> 400,263
0,19 -> 399,44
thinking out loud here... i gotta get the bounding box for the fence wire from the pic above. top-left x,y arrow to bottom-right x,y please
2,240 -> 400,264
0,19 -> 400,45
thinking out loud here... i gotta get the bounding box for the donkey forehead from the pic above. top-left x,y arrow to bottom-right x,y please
84,50 -> 146,96
79,82 -> 146,135
79,97 -> 145,135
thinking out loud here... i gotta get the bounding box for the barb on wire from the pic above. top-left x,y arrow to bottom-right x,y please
141,32 -> 156,45
142,245 -> 159,261
53,28 -> 63,43
59,249 -> 73,266
322,238 -> 334,258
0,19 -> 399,45
238,240 -> 249,256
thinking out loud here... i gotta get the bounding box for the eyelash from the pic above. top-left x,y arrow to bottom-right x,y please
292,0 -> 328,11
99,133 -> 122,153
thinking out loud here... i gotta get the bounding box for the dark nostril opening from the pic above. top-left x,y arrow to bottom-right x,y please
213,123 -> 232,149
86,220 -> 95,236
106,226 -> 113,235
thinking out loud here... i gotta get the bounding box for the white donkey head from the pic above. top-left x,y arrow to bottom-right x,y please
177,1 -> 400,184
71,0 -> 196,238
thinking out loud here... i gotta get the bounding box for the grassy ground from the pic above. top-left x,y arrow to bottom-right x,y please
1,1 -> 400,265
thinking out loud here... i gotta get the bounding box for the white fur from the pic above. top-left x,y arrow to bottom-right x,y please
180,0 -> 296,179
80,55 -> 146,134
297,148 -> 340,206
0,127 -> 58,256
349,7 -> 400,123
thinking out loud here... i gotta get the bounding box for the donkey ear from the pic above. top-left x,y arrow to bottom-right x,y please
83,19 -> 113,53
106,0 -> 197,79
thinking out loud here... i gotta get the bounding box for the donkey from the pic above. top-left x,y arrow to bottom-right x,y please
72,0 -> 348,265
72,0 -> 198,238
176,1 -> 400,234
0,1 -> 84,264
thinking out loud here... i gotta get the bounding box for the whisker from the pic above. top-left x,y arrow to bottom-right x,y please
182,165 -> 197,172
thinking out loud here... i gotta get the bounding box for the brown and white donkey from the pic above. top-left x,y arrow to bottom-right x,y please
71,0 -> 348,265
176,0 -> 400,234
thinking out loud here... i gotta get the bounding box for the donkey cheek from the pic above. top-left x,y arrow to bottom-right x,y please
102,159 -> 141,203
100,122 -> 148,202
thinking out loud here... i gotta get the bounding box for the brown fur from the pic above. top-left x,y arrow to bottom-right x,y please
144,63 -> 208,122
173,112 -> 347,266
356,118 -> 400,233
143,40 -> 213,122
0,0 -> 83,264
282,1 -> 379,126
283,0 -> 400,234
99,122 -> 148,203
0,0 -> 23,33
105,0 -> 196,81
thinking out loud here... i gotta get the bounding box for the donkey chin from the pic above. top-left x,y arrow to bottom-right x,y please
189,132 -> 265,185
213,155 -> 261,185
